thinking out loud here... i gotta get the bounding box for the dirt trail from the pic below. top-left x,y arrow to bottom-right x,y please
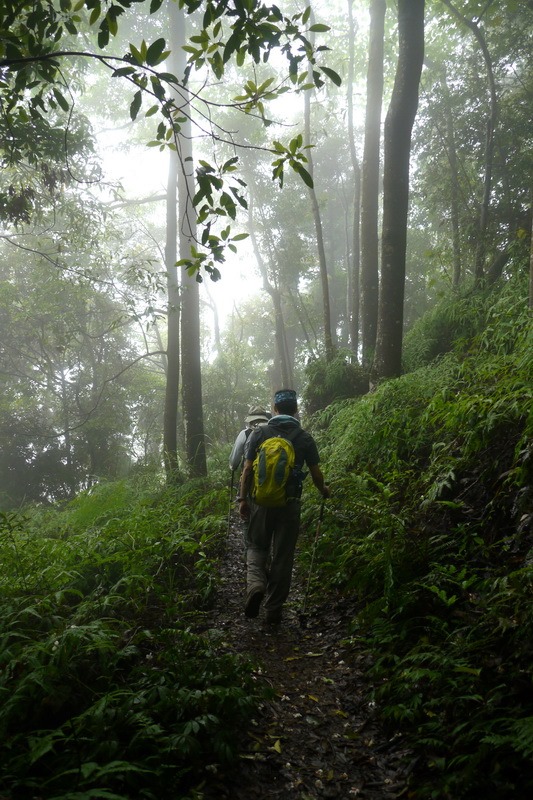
199,515 -> 413,799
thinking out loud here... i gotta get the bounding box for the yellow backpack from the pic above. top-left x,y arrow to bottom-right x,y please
252,428 -> 302,507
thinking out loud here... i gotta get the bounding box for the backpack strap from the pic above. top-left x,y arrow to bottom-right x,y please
261,424 -> 305,469
262,424 -> 302,442
253,424 -> 304,461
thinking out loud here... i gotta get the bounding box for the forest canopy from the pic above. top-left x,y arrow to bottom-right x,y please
0,0 -> 531,496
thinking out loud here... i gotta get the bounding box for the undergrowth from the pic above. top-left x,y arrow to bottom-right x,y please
2,272 -> 531,799
303,274 -> 533,798
0,476 -> 260,799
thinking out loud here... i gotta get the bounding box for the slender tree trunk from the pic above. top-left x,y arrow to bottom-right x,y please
202,281 -> 221,352
372,0 -> 425,381
305,9 -> 334,361
248,198 -> 293,388
360,0 -> 386,367
163,109 -> 181,479
441,0 -> 498,284
287,286 -> 318,358
436,67 -> 463,288
174,3 -> 207,477
347,0 -> 362,357
60,367 -> 76,496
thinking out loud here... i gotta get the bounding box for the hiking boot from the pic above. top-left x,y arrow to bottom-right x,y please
264,610 -> 282,625
244,587 -> 264,618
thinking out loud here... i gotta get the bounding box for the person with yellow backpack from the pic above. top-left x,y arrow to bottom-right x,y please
237,389 -> 330,625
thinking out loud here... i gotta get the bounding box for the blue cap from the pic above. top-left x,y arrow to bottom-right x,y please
274,389 -> 297,404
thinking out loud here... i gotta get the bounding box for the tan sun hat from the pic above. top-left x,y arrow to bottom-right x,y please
245,406 -> 269,425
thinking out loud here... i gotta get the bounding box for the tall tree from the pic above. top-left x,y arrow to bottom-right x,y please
360,0 -> 386,367
162,1 -> 181,480
439,65 -> 462,288
248,196 -> 294,390
305,8 -> 334,362
372,0 -> 425,381
440,0 -> 498,284
346,0 -> 362,356
175,3 -> 207,478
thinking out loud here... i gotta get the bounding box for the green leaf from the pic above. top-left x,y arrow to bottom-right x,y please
111,66 -> 136,78
107,12 -> 118,37
146,38 -> 167,66
292,160 -> 314,188
129,90 -> 142,120
129,43 -> 143,64
53,88 -> 70,112
98,27 -> 110,49
320,66 -> 342,87
89,3 -> 101,26
309,23 -> 330,33
222,157 -> 239,172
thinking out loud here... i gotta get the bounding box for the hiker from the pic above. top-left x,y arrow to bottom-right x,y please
237,389 -> 330,625
229,406 -> 271,473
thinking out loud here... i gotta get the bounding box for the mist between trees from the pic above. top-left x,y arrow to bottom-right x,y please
1,0 -> 531,504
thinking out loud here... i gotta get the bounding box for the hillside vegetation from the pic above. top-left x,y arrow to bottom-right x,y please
1,273 -> 531,799
307,272 -> 532,798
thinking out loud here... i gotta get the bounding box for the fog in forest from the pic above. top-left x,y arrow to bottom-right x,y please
1,0 -> 531,507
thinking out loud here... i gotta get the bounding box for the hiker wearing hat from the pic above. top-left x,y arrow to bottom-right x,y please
237,389 -> 330,625
229,405 -> 271,472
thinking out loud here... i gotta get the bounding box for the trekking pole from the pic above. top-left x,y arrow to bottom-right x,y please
300,500 -> 325,624
227,469 -> 235,536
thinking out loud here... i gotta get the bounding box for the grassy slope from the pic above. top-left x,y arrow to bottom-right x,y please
304,274 -> 532,798
0,478 -> 259,798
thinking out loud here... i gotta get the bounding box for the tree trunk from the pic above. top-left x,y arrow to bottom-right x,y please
163,108 -> 181,479
441,0 -> 498,284
347,0 -> 362,357
372,0 -> 424,381
360,0 -> 386,367
174,3 -> 207,477
305,8 -> 334,362
439,69 -> 462,288
248,197 -> 294,388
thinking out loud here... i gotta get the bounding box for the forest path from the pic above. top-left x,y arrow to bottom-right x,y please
197,513 -> 413,800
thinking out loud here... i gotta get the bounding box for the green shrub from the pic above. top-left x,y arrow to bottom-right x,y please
299,272 -> 533,798
0,478 -> 262,799
303,351 -> 369,414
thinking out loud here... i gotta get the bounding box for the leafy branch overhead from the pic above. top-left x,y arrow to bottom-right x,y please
0,0 -> 341,276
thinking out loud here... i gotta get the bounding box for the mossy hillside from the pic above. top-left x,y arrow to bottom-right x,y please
302,276 -> 532,798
